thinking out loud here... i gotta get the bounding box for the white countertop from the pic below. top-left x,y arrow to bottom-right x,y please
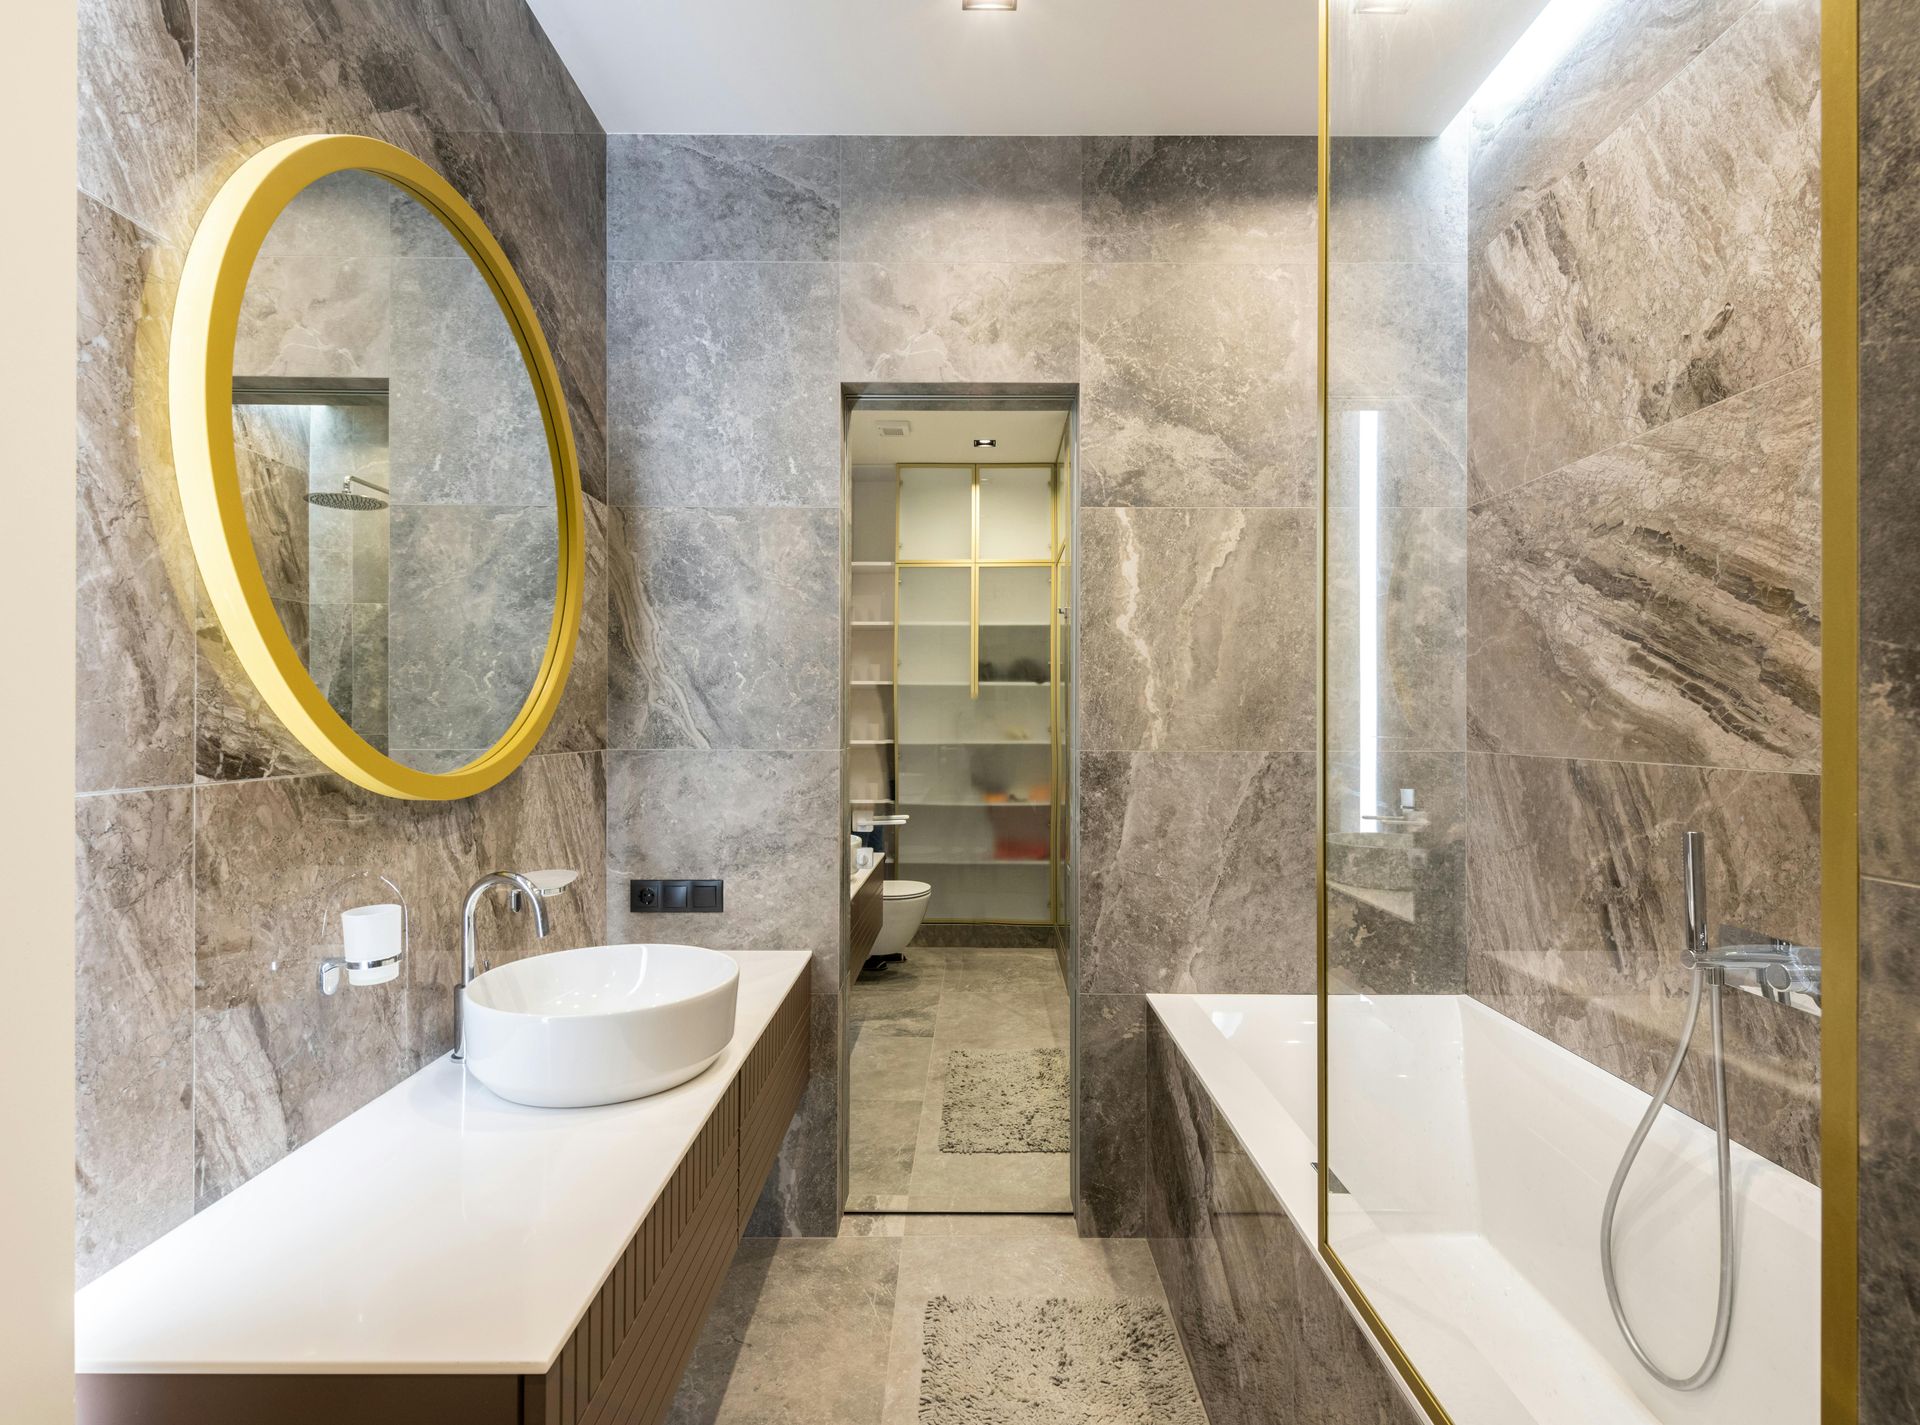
850,855 -> 884,897
75,950 -> 811,1376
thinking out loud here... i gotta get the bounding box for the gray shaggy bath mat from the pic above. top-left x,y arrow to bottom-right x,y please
919,1295 -> 1206,1424
938,1049 -> 1069,1153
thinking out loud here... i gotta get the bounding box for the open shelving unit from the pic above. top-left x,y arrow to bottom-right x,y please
891,463 -> 1059,925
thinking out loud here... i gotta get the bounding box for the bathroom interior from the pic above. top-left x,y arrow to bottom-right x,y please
10,0 -> 1915,1421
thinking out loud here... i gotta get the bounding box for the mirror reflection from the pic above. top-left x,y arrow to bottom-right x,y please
230,170 -> 559,773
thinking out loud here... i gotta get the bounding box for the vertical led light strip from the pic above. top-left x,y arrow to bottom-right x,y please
1357,409 -> 1381,827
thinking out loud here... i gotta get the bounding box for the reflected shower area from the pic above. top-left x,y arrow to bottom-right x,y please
1320,0 -> 1825,1422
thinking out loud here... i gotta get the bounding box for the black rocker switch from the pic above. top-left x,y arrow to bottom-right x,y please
661,880 -> 691,911
691,880 -> 724,911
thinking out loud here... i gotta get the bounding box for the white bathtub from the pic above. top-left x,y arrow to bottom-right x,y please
1147,992 -> 1820,1425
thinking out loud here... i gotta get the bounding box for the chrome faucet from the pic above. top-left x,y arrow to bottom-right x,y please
453,871 -> 552,1062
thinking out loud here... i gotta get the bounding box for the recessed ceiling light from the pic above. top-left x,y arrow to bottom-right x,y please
961,0 -> 1017,10
973,438 -> 998,448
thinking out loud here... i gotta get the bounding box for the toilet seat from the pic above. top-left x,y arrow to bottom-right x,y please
883,879 -> 932,901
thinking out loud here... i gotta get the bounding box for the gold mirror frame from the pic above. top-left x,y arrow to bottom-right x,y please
170,134 -> 585,801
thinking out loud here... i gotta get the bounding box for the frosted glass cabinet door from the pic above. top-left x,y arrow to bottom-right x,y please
978,566 -> 1051,685
897,566 -> 971,687
978,466 -> 1053,561
897,467 -> 973,561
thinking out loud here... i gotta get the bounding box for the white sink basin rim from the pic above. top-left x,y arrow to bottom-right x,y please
462,943 -> 739,1108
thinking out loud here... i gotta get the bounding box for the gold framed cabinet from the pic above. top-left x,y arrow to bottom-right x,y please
892,463 -> 1060,925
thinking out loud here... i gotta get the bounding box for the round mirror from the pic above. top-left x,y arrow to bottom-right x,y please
172,136 -> 583,800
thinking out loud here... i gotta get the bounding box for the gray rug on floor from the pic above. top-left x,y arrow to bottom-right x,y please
919,1295 -> 1207,1424
939,1049 -> 1069,1154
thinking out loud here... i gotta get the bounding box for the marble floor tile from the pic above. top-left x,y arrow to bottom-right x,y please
846,948 -> 1070,1215
675,1222 -> 1198,1425
849,1037 -> 935,1101
848,1100 -> 923,1211
667,1237 -> 901,1425
877,1236 -> 1172,1425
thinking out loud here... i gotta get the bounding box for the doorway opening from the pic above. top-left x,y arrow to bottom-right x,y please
843,391 -> 1077,1216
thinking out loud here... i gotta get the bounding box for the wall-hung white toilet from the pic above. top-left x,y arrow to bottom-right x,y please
875,880 -> 932,957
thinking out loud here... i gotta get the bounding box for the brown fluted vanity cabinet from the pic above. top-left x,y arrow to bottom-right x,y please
76,965 -> 812,1425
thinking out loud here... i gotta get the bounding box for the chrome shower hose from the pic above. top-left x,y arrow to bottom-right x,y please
1598,964 -> 1735,1391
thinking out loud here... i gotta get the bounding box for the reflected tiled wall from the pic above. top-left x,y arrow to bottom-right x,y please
1858,0 -> 1920,1414
75,0 -> 607,1284
1462,0 -> 1824,1181
605,135 -> 1323,1238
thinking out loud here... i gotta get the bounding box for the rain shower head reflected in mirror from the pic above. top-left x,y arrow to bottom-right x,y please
225,169 -> 560,772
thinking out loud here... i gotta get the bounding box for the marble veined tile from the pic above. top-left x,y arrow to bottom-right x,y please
1859,875 -> 1920,1422
77,195 -> 195,795
1079,750 -> 1317,995
838,262 -> 1079,385
1076,993 -> 1153,1239
610,506 -> 839,752
387,504 -> 560,757
604,750 -> 841,966
1468,0 -> 1820,498
609,134 -> 840,262
1467,366 -> 1820,773
1081,262 -> 1317,508
77,0 -> 195,242
1862,0 -> 1920,347
1861,341 -> 1920,882
1465,749 -> 1821,1180
1083,136 -> 1317,264
1468,0 -> 1765,247
1329,126 -> 1467,268
842,136 -> 1081,264
608,260 -> 840,509
1080,507 -> 1316,753
75,788 -> 195,1284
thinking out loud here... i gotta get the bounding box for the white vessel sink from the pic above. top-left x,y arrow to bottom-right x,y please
462,944 -> 739,1108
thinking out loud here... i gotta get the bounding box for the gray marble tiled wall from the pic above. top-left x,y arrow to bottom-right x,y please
1325,121 -> 1471,999
606,134 -> 1322,1239
1858,0 -> 1920,1413
75,0 -> 607,1284
1462,0 -> 1825,1182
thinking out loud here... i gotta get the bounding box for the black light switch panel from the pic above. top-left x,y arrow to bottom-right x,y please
629,878 -> 724,912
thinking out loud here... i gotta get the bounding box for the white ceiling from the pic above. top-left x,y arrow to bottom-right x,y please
848,408 -> 1069,466
529,0 -> 1548,139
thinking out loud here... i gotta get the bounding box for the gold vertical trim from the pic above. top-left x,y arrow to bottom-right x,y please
1820,0 -> 1861,1419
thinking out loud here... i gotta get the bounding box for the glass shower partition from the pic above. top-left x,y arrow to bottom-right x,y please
895,464 -> 1058,925
1318,3 -> 1827,1424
